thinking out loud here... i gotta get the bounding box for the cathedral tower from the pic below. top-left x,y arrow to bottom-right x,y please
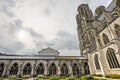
76,4 -> 95,57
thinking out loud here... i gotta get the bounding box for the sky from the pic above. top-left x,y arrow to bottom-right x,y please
0,0 -> 112,56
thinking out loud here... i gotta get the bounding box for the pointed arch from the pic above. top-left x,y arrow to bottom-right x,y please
36,63 -> 44,75
0,63 -> 4,76
72,63 -> 80,76
9,63 -> 18,76
48,63 -> 57,76
94,54 -> 101,69
103,33 -> 110,45
115,24 -> 120,37
60,63 -> 69,76
106,48 -> 120,68
23,63 -> 32,75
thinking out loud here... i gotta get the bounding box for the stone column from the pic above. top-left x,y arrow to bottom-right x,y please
2,64 -> 7,77
81,64 -> 85,75
57,66 -> 61,76
17,65 -> 21,77
18,63 -> 22,78
44,63 -> 48,76
68,62 -> 73,76
44,67 -> 47,76
31,64 -> 35,77
6,64 -> 10,77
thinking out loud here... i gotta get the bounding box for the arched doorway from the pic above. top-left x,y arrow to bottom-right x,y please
60,63 -> 69,76
48,63 -> 57,76
23,63 -> 32,75
72,63 -> 80,76
36,63 -> 44,75
0,63 -> 4,77
9,63 -> 18,76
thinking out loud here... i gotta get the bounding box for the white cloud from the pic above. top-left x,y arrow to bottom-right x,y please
0,0 -> 112,56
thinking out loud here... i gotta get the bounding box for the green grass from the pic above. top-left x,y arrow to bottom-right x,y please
105,74 -> 120,79
1,74 -> 120,80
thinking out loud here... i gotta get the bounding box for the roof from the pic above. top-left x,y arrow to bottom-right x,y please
38,47 -> 59,56
98,0 -> 116,21
0,55 -> 87,60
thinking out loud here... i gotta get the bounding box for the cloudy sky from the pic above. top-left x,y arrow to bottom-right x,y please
0,0 -> 112,56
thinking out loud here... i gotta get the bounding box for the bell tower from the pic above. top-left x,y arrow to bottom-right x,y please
76,4 -> 95,57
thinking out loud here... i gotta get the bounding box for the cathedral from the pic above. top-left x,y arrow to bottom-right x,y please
0,0 -> 120,78
76,0 -> 120,75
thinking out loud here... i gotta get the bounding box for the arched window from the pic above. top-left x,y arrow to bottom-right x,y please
94,54 -> 101,69
0,63 -> 4,76
36,63 -> 44,75
60,63 -> 69,76
103,33 -> 110,45
48,63 -> 57,76
9,63 -> 18,75
72,63 -> 80,76
23,63 -> 32,75
115,24 -> 120,37
106,48 -> 120,68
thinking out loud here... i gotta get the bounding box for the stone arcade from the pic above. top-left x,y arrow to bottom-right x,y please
0,47 -> 89,77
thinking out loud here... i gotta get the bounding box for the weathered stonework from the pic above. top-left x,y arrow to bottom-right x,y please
0,48 -> 89,77
76,0 -> 120,75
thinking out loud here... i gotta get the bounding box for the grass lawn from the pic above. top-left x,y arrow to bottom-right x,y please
0,74 -> 120,80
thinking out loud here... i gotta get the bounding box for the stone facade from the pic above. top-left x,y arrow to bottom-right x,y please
76,0 -> 120,75
0,48 -> 90,77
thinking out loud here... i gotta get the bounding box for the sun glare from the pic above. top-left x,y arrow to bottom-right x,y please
17,30 -> 26,40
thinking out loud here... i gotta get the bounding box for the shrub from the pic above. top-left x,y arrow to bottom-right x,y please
50,76 -> 59,80
94,78 -> 107,80
0,78 -> 3,80
85,75 -> 94,79
7,77 -> 16,80
79,76 -> 86,80
105,74 -> 120,79
79,75 -> 94,80
94,74 -> 103,77
68,76 -> 76,80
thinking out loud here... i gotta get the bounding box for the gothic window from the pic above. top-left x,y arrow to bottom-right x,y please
115,24 -> 120,37
84,62 -> 90,74
60,63 -> 69,76
49,63 -> 57,76
0,63 -> 4,76
94,54 -> 101,69
9,63 -> 18,75
72,63 -> 80,76
23,63 -> 31,75
103,33 -> 110,45
106,48 -> 120,69
36,63 -> 44,75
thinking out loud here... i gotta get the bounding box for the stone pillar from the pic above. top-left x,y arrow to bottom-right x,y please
6,64 -> 10,77
2,64 -> 7,77
81,64 -> 85,75
57,66 -> 61,76
31,64 -> 35,77
44,67 -> 47,76
68,62 -> 73,76
44,63 -> 48,76
17,62 -> 23,78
